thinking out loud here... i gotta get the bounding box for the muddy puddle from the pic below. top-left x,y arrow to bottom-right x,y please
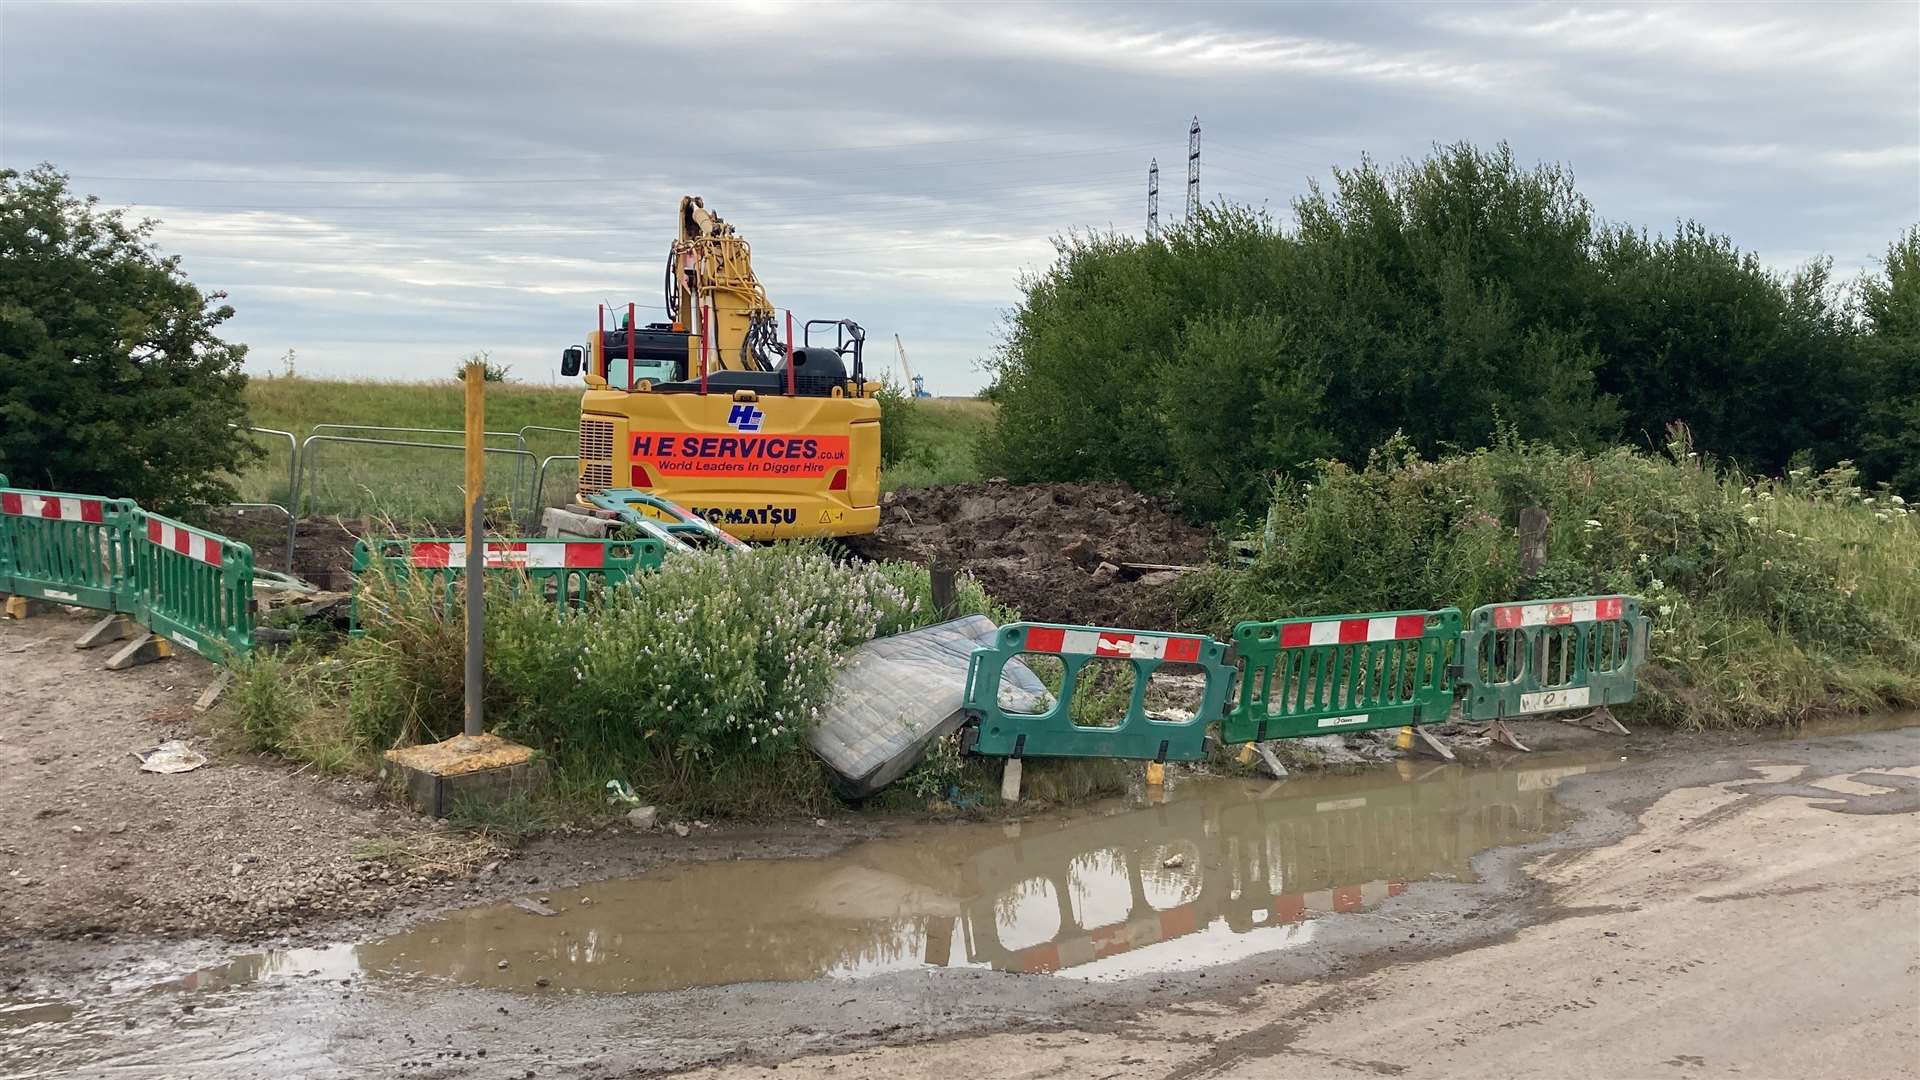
202,751 -> 1626,998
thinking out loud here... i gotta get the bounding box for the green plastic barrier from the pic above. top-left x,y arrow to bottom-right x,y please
352,536 -> 665,622
963,622 -> 1234,762
0,484 -> 135,612
1221,608 -> 1462,743
1460,595 -> 1647,720
123,507 -> 255,659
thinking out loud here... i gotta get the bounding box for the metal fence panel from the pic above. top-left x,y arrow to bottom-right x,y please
1221,608 -> 1462,743
964,622 -> 1233,762
1460,595 -> 1646,720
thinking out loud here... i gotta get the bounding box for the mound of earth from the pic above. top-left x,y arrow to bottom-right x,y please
207,511 -> 366,591
851,481 -> 1215,630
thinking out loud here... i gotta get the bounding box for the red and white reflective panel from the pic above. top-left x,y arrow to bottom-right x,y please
1277,615 -> 1426,649
0,492 -> 104,523
146,519 -> 222,566
1022,626 -> 1206,664
408,542 -> 606,569
1492,597 -> 1625,630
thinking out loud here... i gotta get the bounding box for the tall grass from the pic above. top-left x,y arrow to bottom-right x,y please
1188,429 -> 1920,729
877,392 -> 997,490
235,377 -> 580,523
228,546 -> 1010,816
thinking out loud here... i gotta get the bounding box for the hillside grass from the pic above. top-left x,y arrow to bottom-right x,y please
878,396 -> 998,489
234,377 -> 991,523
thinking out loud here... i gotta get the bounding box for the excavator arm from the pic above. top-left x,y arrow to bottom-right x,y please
668,195 -> 781,373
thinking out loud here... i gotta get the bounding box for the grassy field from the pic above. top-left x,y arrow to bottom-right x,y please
235,377 -> 992,524
879,396 -> 997,489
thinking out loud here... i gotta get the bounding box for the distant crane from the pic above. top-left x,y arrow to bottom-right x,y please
894,334 -> 931,398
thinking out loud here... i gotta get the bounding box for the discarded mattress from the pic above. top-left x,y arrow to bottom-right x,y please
809,615 -> 1049,798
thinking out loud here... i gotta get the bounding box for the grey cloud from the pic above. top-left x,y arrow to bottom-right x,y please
1,1 -> 1912,391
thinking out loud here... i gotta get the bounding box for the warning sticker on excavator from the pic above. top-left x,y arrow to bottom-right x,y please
630,432 -> 849,479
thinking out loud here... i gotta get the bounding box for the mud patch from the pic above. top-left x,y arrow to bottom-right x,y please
849,481 -> 1213,628
205,511 -> 365,590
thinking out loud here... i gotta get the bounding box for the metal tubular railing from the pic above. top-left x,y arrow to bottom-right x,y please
528,454 -> 580,530
229,425 -> 300,573
295,434 -> 537,523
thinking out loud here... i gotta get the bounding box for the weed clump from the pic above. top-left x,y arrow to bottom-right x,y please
231,545 -> 1007,815
1187,429 -> 1920,729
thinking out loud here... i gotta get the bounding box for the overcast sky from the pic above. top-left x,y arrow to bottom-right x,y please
2,2 -> 1915,393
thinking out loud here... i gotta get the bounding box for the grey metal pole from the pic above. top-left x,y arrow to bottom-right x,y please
465,489 -> 484,738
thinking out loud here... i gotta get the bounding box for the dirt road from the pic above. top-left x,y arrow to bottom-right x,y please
687,736 -> 1920,1080
5,722 -> 1913,1079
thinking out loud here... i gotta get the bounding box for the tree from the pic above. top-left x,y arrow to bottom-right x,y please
1856,227 -> 1920,493
1588,222 -> 1863,476
0,165 -> 257,510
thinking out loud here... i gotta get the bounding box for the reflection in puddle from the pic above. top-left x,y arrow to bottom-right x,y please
183,751 -> 1626,994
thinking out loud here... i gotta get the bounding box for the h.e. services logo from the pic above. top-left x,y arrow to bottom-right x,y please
726,404 -> 764,432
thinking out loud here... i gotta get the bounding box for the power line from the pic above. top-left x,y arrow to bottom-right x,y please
116,167 -> 1142,215
65,141 -> 1161,188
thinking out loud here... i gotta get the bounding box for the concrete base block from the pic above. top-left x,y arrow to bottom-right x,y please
384,734 -> 548,818
999,757 -> 1023,803
542,507 -> 615,540
75,613 -> 136,650
4,596 -> 50,620
105,633 -> 173,670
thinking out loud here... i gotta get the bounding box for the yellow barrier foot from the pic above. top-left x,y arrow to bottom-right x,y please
1410,726 -> 1457,762
4,596 -> 49,620
1563,705 -> 1630,736
1144,761 -> 1166,787
1487,719 -> 1532,752
384,734 -> 547,818
74,613 -> 136,651
1235,743 -> 1259,766
999,758 -> 1023,804
104,632 -> 173,671
193,670 -> 234,713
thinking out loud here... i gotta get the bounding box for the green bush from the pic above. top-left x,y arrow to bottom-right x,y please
257,546 -> 1010,815
980,142 -> 1915,516
1186,431 -> 1920,729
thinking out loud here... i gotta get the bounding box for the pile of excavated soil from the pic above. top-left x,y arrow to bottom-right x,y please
850,481 -> 1215,630
207,511 -> 365,590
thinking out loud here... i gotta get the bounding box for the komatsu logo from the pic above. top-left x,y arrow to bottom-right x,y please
727,404 -> 764,432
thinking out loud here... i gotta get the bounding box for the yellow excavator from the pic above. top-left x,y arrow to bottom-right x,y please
558,196 -> 881,540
